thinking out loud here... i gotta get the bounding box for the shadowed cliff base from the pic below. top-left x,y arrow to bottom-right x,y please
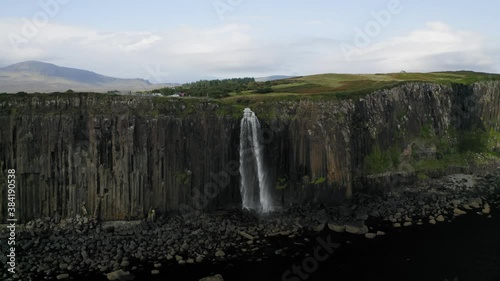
1,171 -> 499,281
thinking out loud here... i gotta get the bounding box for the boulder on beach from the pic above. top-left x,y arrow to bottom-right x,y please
200,274 -> 224,281
453,208 -> 467,216
365,233 -> 377,239
313,223 -> 325,232
482,203 -> 491,214
238,231 -> 255,240
106,269 -> 130,281
215,250 -> 225,257
345,224 -> 368,235
56,274 -> 69,280
328,223 -> 345,233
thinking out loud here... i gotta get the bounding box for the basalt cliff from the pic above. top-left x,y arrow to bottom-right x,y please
1,81 -> 499,222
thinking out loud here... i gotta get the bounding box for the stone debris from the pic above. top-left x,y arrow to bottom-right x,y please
0,171 -> 497,281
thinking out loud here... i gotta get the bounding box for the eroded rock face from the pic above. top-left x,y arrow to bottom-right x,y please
265,81 -> 500,206
1,81 -> 499,221
0,96 -> 242,221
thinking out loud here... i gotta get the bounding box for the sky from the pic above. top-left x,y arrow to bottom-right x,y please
0,0 -> 499,83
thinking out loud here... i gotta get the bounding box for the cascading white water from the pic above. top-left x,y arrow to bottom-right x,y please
239,108 -> 273,212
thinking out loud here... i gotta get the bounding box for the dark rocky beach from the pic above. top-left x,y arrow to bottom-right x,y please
2,171 -> 500,281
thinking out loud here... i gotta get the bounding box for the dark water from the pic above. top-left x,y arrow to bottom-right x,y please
72,208 -> 500,281
320,210 -> 500,281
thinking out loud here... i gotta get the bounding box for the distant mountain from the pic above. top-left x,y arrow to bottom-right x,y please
255,75 -> 296,82
0,61 -> 176,93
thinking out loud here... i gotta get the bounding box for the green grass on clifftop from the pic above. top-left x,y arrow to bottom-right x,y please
222,71 -> 500,104
2,71 -> 499,116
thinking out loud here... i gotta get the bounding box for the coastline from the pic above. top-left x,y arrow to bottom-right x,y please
1,170 -> 499,281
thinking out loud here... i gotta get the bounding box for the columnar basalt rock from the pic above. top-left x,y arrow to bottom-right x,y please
0,96 -> 242,221
0,81 -> 499,221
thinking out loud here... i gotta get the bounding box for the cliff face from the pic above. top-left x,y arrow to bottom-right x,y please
0,96 -> 242,221
1,81 -> 500,222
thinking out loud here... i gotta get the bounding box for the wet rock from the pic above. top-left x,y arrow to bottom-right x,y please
482,203 -> 491,214
453,208 -> 467,216
59,263 -> 68,270
56,273 -> 70,280
470,198 -> 483,209
394,213 -> 402,220
436,215 -> 445,222
237,231 -> 254,240
365,233 -> 377,239
100,266 -> 109,273
151,270 -> 160,275
200,274 -> 224,281
345,224 -> 368,235
215,250 -> 225,257
313,223 -> 325,232
107,269 -> 130,281
328,223 -> 345,233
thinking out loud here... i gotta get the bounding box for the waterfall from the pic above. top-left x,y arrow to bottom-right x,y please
239,108 -> 273,212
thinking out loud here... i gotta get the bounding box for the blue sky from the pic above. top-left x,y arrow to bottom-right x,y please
1,0 -> 499,82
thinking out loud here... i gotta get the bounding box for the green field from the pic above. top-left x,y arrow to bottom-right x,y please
3,71 -> 499,113
222,71 -> 500,104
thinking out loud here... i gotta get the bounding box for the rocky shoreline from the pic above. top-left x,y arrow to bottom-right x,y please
1,171 -> 500,281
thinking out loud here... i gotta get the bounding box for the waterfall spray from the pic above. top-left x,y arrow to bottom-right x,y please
239,108 -> 272,212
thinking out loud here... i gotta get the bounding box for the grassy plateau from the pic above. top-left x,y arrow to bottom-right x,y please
221,71 -> 500,105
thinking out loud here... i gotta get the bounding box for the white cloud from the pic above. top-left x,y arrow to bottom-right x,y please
0,19 -> 498,82
306,20 -> 323,25
0,19 -> 268,82
336,21 -> 496,73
